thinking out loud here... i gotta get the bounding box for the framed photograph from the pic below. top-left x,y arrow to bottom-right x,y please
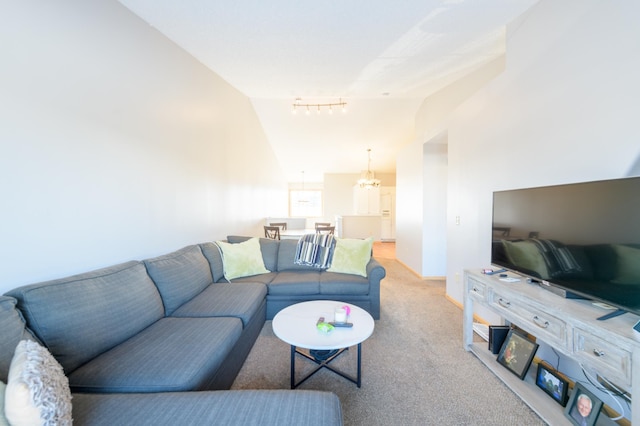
564,383 -> 602,426
496,329 -> 539,379
535,362 -> 569,406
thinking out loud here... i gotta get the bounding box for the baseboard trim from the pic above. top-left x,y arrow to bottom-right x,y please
395,258 -> 446,281
424,276 -> 446,281
445,294 -> 461,309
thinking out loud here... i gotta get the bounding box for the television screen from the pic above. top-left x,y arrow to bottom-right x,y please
491,176 -> 640,319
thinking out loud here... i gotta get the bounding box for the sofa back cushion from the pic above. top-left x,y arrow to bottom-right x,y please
277,239 -> 323,271
199,242 -> 225,282
6,261 -> 164,374
226,236 -> 279,272
144,245 -> 213,315
0,296 -> 38,383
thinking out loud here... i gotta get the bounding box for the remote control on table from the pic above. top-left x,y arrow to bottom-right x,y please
329,322 -> 353,327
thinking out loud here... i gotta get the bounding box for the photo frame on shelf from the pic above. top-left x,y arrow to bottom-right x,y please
496,329 -> 538,379
535,362 -> 569,406
564,383 -> 602,426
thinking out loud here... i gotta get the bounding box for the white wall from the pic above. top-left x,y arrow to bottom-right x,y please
324,174 -> 361,223
422,140 -> 448,277
0,1 -> 287,292
444,3 -> 640,414
446,0 -> 640,308
323,172 -> 396,224
397,55 -> 505,276
396,142 -> 425,271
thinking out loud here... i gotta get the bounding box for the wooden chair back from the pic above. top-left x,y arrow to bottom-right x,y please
264,226 -> 281,240
315,225 -> 335,235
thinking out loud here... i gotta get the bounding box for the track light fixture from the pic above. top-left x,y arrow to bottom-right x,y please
291,98 -> 347,115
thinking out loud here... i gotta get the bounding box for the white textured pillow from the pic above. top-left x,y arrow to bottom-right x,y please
215,238 -> 270,281
5,340 -> 73,426
0,381 -> 9,426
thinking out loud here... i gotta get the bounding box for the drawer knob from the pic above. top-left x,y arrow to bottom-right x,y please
533,315 -> 549,329
473,287 -> 480,293
593,349 -> 605,357
498,298 -> 511,308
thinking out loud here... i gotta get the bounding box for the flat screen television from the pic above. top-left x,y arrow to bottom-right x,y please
491,176 -> 640,320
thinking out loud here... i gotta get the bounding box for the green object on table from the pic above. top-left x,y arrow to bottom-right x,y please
316,322 -> 334,333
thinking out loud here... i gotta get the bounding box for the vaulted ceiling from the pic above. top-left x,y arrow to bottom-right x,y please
119,0 -> 538,182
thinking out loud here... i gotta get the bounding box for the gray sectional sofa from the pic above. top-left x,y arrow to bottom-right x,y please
1,236 -> 385,425
224,236 -> 385,320
0,296 -> 342,426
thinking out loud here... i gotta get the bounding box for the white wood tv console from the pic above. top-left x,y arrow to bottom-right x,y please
463,269 -> 639,424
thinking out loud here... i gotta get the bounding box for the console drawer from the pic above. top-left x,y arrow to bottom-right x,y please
574,328 -> 631,386
468,278 -> 486,301
490,291 -> 567,348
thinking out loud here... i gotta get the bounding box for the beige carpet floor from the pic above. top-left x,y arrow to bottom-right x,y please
231,258 -> 546,425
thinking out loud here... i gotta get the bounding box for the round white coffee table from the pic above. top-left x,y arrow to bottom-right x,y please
272,300 -> 375,388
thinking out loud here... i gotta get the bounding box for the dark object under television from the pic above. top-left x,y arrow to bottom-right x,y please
535,362 -> 569,406
491,176 -> 640,320
496,329 -> 538,379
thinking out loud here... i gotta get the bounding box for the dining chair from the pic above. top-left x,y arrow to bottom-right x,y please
315,225 -> 335,235
314,222 -> 331,230
270,222 -> 287,231
264,226 -> 281,240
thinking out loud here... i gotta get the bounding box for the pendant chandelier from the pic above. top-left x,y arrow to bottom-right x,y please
357,149 -> 381,189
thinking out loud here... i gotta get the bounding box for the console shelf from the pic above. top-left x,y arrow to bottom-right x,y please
463,269 -> 639,424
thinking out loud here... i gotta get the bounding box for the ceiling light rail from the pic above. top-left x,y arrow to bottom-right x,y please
291,98 -> 347,115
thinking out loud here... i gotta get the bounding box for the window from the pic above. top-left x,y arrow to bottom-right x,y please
289,190 -> 323,217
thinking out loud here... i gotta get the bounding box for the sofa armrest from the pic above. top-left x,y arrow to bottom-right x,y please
366,258 -> 386,283
365,258 -> 385,319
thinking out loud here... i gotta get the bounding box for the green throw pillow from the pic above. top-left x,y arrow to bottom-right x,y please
612,244 -> 640,284
502,240 -> 549,278
327,237 -> 373,277
215,238 -> 270,281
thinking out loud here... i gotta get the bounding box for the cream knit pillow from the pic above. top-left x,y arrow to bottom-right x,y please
5,340 -> 72,426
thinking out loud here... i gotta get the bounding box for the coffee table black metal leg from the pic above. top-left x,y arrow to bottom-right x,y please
290,345 -> 296,389
289,344 -> 363,388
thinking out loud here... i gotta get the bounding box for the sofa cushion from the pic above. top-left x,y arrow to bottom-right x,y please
268,271 -> 321,295
0,381 -> 8,426
5,340 -> 72,426
320,272 -> 370,295
216,238 -> 270,281
327,237 -> 373,277
144,245 -> 214,315
0,296 -> 37,383
72,390 -> 343,426
277,239 -> 323,271
227,236 -> 279,272
6,261 -> 164,374
171,282 -> 267,326
199,242 -> 225,282
68,317 -> 242,393
222,272 -> 277,285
